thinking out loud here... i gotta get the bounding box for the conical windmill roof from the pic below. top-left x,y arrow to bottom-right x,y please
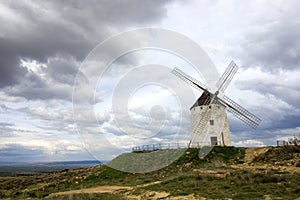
190,91 -> 223,110
190,91 -> 214,110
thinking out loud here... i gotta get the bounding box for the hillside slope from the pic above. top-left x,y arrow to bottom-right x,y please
0,146 -> 300,199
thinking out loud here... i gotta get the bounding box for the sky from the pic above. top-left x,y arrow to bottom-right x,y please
0,0 -> 300,163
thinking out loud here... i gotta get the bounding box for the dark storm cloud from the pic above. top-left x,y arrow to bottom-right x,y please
3,70 -> 73,100
46,57 -> 79,85
0,0 -> 174,94
0,39 -> 28,87
49,0 -> 173,25
270,114 -> 300,130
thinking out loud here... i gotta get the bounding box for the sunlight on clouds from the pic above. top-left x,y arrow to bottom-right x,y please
20,59 -> 46,74
232,139 -> 265,147
271,127 -> 300,138
0,139 -> 83,155
128,84 -> 179,109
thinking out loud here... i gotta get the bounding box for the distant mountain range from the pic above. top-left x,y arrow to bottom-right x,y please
0,160 -> 104,166
0,160 -> 104,177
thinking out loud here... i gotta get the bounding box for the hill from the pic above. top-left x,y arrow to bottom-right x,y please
0,146 -> 299,199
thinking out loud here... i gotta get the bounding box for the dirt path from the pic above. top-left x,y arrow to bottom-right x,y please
244,147 -> 270,163
46,181 -> 163,199
46,185 -> 132,198
46,180 -> 206,199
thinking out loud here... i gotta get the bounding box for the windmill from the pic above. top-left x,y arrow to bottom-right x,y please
172,61 -> 261,147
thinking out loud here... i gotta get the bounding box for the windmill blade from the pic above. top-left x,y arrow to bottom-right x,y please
226,107 -> 260,129
216,61 -> 239,93
172,67 -> 208,92
218,95 -> 261,129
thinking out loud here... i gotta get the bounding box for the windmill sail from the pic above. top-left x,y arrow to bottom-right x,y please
219,95 -> 261,129
216,61 -> 239,93
172,67 -> 208,91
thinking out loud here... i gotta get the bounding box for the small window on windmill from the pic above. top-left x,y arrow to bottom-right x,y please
210,120 -> 214,126
209,106 -> 212,109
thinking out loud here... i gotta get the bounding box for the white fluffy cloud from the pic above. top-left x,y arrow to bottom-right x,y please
232,139 -> 265,147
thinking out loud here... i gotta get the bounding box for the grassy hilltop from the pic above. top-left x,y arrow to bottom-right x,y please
0,146 -> 300,199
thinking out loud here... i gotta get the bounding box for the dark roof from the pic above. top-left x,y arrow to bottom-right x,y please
190,91 -> 213,110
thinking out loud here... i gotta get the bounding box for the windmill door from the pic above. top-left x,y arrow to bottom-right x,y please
210,137 -> 218,146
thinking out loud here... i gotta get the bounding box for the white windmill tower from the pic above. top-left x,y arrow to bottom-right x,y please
172,61 -> 261,147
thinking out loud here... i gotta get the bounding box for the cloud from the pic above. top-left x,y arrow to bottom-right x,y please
231,67 -> 300,134
0,142 -> 93,162
4,74 -> 73,101
232,139 -> 265,147
0,122 -> 18,138
45,57 -> 79,85
241,1 -> 300,72
0,0 -> 177,162
2,57 -> 80,101
237,74 -> 300,108
0,0 -> 174,91
0,144 -> 45,162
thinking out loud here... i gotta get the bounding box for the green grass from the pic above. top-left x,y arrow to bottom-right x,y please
171,146 -> 245,168
141,171 -> 300,199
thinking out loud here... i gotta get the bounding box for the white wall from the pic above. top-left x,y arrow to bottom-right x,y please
190,104 -> 231,146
